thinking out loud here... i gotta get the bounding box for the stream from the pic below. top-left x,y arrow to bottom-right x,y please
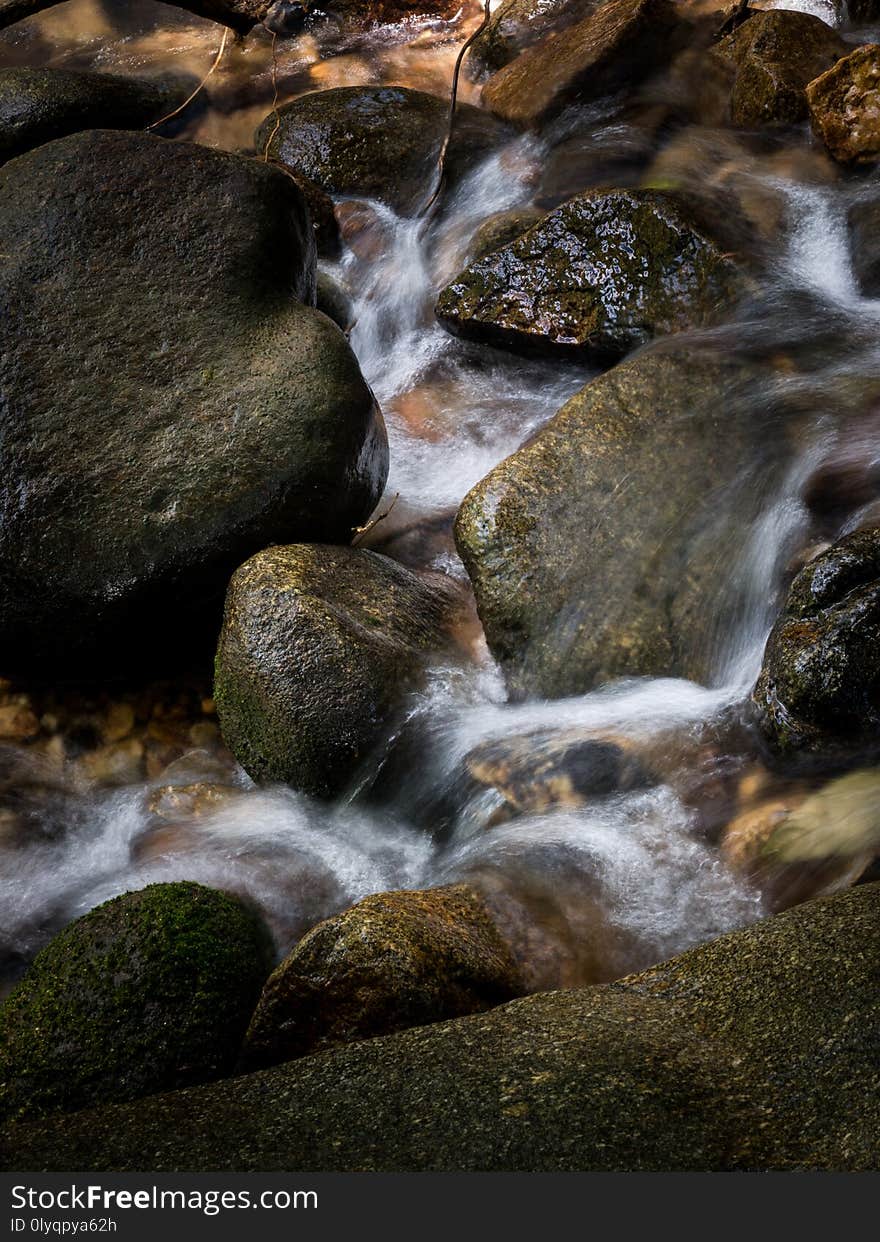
1,0 -> 879,993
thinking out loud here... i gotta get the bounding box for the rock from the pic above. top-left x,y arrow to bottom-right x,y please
147,781 -> 244,821
0,882 -> 273,1123
713,10 -> 847,128
481,0 -> 680,129
255,86 -> 510,216
0,131 -> 387,673
806,44 -> 880,164
849,193 -> 880,295
283,168 -> 341,257
455,349 -> 782,699
435,190 -> 740,359
465,730 -> 651,823
0,68 -> 190,165
847,0 -> 879,19
328,0 -> 462,21
0,701 -> 39,742
753,528 -> 880,763
239,885 -> 524,1071
6,884 -> 877,1171
465,206 -> 545,263
177,0 -> 271,31
316,270 -> 355,333
214,544 -> 465,796
469,0 -> 603,76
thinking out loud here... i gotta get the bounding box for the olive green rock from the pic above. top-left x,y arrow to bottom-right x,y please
255,86 -> 510,216
481,0 -> 680,128
4,884 -> 877,1171
714,10 -> 847,128
239,885 -> 525,1071
435,190 -> 741,359
0,130 -> 387,672
0,67 -> 191,165
0,882 -> 273,1124
214,544 -> 465,796
807,44 -> 880,164
454,348 -> 783,699
753,528 -> 880,764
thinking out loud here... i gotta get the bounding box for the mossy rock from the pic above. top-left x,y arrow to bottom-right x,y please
455,348 -> 784,699
0,882 -> 273,1124
753,527 -> 880,764
0,68 -> 193,165
5,884 -> 877,1171
714,10 -> 847,128
435,190 -> 742,359
214,544 -> 465,796
239,885 -> 525,1071
0,130 -> 387,673
255,86 -> 510,216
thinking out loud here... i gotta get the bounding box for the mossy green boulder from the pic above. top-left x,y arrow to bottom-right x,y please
239,885 -> 524,1071
435,190 -> 741,359
753,527 -> 880,764
214,544 -> 464,797
714,9 -> 847,128
0,67 -> 191,165
255,85 -> 510,216
455,348 -> 782,700
4,883 -> 877,1171
0,130 -> 387,673
0,882 -> 273,1124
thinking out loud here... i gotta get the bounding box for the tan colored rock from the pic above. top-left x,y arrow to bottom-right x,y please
238,885 -> 525,1070
481,0 -> 679,128
807,44 -> 880,164
0,701 -> 39,742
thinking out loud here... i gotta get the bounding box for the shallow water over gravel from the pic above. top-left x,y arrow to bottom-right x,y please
2,0 -> 880,992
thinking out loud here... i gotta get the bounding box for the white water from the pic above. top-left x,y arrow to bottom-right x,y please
3,25 -> 880,990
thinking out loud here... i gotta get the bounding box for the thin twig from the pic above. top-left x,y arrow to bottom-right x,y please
421,0 -> 492,218
262,28 -> 282,160
147,26 -> 230,131
352,493 -> 400,544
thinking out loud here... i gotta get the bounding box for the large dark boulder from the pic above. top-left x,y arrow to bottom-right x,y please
0,882 -> 273,1124
4,884 -> 877,1171
214,544 -> 464,796
435,190 -> 741,359
0,67 -> 191,165
481,0 -> 680,128
468,0 -> 604,76
255,86 -> 510,216
713,10 -> 847,128
0,130 -> 387,673
753,528 -> 880,764
455,348 -> 783,700
239,885 -> 524,1070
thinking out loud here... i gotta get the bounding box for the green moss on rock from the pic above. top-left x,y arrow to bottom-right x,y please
0,882 -> 273,1124
4,884 -> 877,1171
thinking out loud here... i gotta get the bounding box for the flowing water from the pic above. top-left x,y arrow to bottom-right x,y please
2,0 -> 879,992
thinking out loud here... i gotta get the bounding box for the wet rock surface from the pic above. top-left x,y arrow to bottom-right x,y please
807,44 -> 880,164
0,882 -> 273,1124
753,527 -> 880,764
256,85 -> 510,215
5,884 -> 877,1171
455,348 -> 782,699
0,130 -> 387,673
239,884 -> 524,1070
435,190 -> 741,358
0,67 -> 190,164
214,544 -> 465,796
